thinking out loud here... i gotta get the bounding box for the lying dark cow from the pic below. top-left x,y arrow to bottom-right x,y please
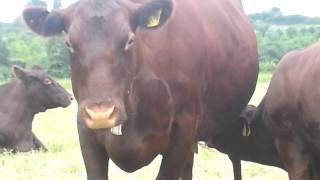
0,65 -> 72,153
257,43 -> 320,180
23,0 -> 258,179
207,105 -> 284,180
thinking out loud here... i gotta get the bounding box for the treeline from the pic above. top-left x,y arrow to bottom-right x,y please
250,7 -> 320,25
0,19 -> 69,80
251,8 -> 320,72
0,7 -> 320,80
0,0 -> 68,80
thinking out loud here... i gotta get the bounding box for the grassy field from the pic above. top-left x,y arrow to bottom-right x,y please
0,73 -> 288,180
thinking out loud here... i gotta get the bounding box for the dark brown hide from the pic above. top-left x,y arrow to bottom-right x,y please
0,65 -> 72,152
23,0 -> 258,179
261,43 -> 320,180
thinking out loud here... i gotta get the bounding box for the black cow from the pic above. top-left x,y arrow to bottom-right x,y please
0,65 -> 72,153
207,105 -> 284,180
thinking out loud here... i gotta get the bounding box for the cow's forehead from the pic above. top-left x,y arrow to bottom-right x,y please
67,0 -> 132,38
30,70 -> 51,79
73,0 -> 129,20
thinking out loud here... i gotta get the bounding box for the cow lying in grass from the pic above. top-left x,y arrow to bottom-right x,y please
206,105 -> 285,180
0,65 -> 72,153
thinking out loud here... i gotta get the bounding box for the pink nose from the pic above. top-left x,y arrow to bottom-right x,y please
81,103 -> 119,129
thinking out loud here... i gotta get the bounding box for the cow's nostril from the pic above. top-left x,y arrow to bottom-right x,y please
69,95 -> 74,101
82,104 -> 121,129
85,105 -> 115,120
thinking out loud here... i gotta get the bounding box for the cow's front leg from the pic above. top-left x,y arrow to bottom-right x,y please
32,132 -> 47,151
180,150 -> 194,180
156,114 -> 197,180
0,133 -> 8,153
229,155 -> 242,180
157,143 -> 194,180
78,121 -> 109,180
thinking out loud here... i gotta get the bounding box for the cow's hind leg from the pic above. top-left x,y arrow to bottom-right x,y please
32,132 -> 47,151
275,137 -> 312,180
78,122 -> 108,180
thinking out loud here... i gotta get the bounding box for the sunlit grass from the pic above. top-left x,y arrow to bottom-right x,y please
0,75 -> 288,180
257,72 -> 273,84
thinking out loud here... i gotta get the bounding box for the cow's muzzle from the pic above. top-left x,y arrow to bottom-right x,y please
80,102 -> 126,134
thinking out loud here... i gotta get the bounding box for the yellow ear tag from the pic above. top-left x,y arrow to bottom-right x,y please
147,10 -> 162,28
242,123 -> 251,137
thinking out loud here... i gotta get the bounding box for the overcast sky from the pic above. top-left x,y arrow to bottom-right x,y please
0,0 -> 319,23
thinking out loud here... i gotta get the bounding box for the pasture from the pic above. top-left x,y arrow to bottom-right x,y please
0,73 -> 288,180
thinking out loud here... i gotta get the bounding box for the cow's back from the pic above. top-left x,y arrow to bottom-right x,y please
264,43 -> 320,148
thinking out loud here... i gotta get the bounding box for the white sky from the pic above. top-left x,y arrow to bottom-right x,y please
0,0 -> 320,23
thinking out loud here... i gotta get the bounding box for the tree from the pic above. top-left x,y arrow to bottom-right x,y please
255,23 -> 270,37
0,37 -> 9,66
27,0 -> 47,7
46,0 -> 68,78
286,27 -> 298,38
46,37 -> 70,78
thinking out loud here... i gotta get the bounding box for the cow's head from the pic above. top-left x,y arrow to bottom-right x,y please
23,0 -> 173,130
13,65 -> 72,112
238,105 -> 257,137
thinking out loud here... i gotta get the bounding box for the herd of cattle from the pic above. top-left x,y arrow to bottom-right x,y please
0,0 -> 319,179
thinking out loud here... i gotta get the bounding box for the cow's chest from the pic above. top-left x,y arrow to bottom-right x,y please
96,127 -> 170,172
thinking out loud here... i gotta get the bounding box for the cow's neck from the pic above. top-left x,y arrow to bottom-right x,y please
0,81 -> 39,121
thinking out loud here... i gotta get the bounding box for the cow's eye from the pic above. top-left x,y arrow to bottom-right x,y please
43,78 -> 53,85
124,32 -> 135,51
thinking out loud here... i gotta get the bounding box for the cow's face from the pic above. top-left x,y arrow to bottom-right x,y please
23,0 -> 173,130
239,105 -> 257,122
13,65 -> 72,111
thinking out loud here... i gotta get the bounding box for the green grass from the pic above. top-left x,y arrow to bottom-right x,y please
57,78 -> 72,90
0,77 -> 288,180
257,72 -> 273,83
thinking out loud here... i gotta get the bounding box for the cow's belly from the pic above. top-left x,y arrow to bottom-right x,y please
100,128 -> 170,172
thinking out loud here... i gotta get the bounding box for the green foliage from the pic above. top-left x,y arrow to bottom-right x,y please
252,7 -> 320,73
53,0 -> 62,9
0,66 -> 12,81
259,62 -> 277,73
27,0 -> 47,7
0,36 -> 9,66
257,72 -> 273,83
46,37 -> 70,78
250,7 -> 320,25
0,17 -> 69,81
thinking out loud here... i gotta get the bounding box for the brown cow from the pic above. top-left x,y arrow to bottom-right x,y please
258,43 -> 320,180
0,65 -> 72,153
22,0 -> 258,179
207,105 -> 284,180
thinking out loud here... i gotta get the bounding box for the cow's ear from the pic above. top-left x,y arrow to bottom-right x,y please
13,66 -> 30,81
31,65 -> 43,70
132,0 -> 173,30
23,7 -> 65,36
